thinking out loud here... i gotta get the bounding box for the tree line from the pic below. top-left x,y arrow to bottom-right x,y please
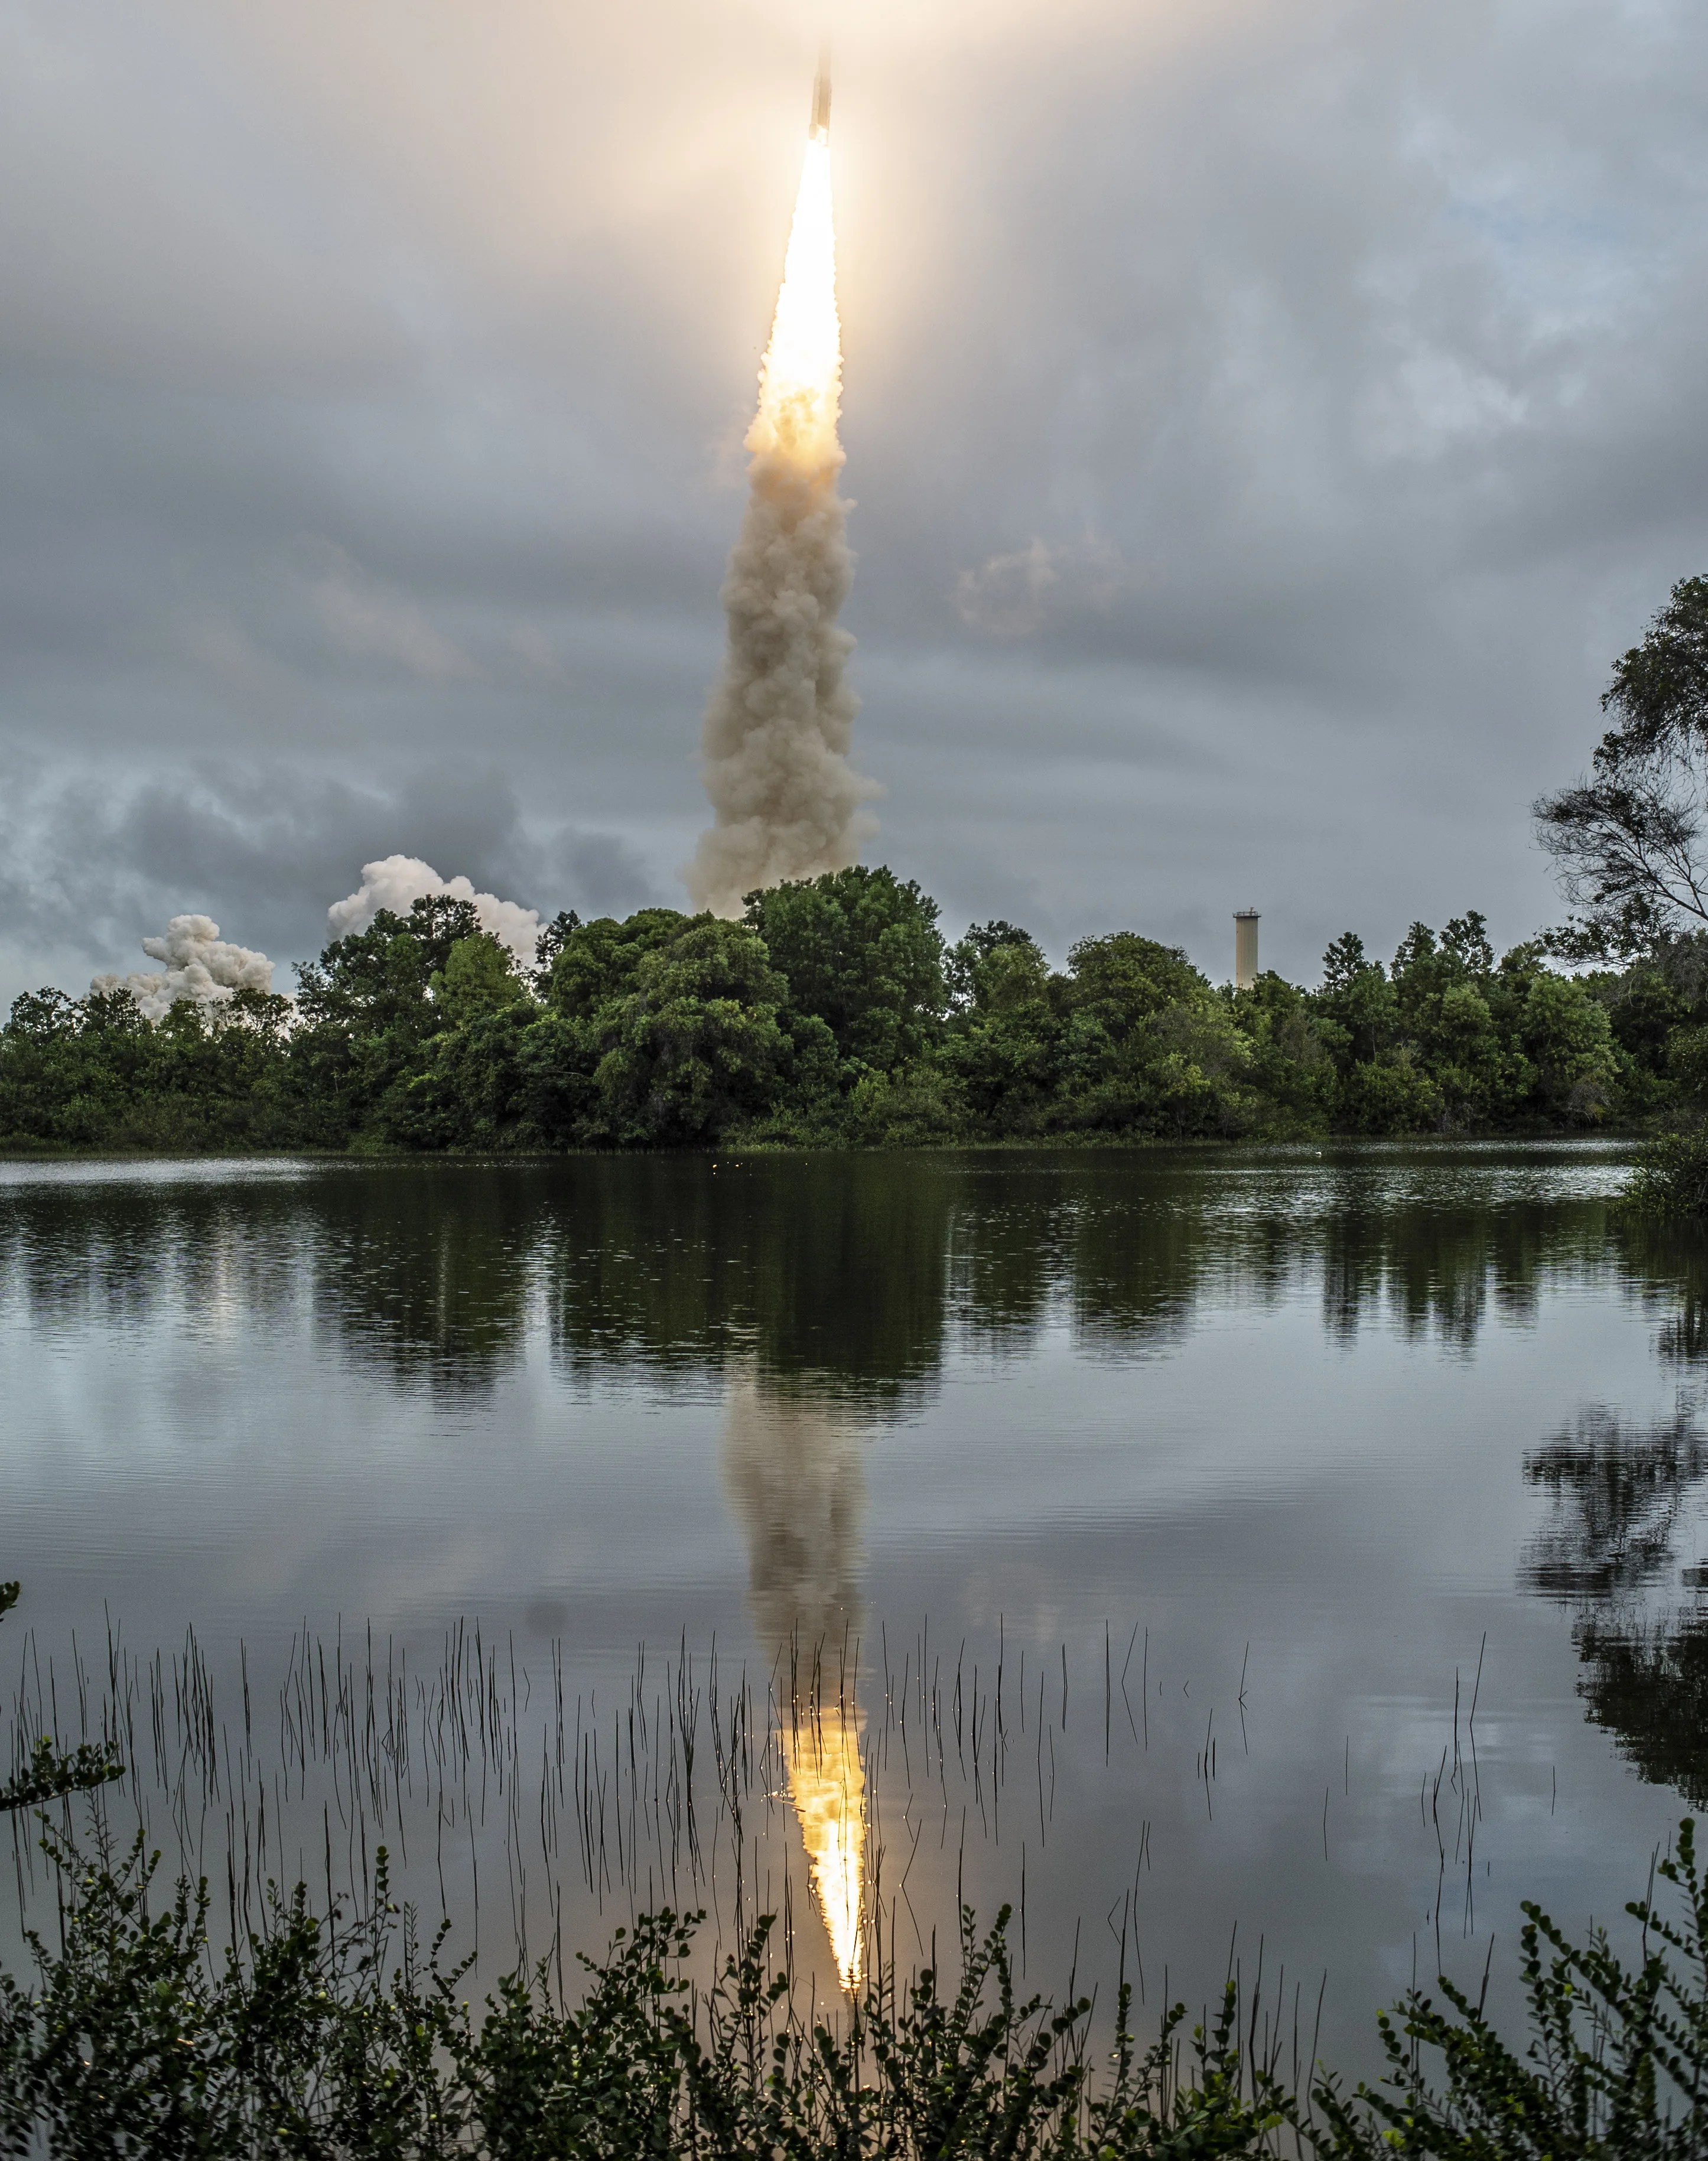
9,572 -> 1708,1156
0,874 -> 1665,1152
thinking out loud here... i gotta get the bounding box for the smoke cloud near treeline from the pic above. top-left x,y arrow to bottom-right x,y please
89,855 -> 543,1018
92,917 -> 275,1022
328,855 -> 541,967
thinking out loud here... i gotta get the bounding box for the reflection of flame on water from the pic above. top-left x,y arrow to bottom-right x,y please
782,1703 -> 864,1990
720,1370 -> 867,1991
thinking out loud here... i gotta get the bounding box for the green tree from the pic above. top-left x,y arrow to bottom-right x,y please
1335,1051 -> 1444,1135
1536,572 -> 1708,958
544,909 -> 688,1021
746,867 -> 945,1078
938,925 -> 1059,1136
0,985 -> 294,1152
380,1003 -> 542,1151
591,919 -> 791,1145
530,906 -> 581,993
1228,972 -> 1332,1128
1314,932 -> 1396,1068
1520,972 -> 1620,1121
1388,916 -> 1520,1127
945,920 -> 1041,1014
1049,933 -> 1251,1137
430,933 -> 531,1027
287,895 -> 483,1143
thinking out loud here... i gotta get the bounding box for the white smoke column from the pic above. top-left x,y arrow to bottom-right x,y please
685,124 -> 879,917
92,915 -> 274,1022
328,855 -> 541,968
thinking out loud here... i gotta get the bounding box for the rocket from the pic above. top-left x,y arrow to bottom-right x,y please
810,51 -> 831,141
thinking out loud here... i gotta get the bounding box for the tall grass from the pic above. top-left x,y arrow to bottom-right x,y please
9,1597 -> 1685,2154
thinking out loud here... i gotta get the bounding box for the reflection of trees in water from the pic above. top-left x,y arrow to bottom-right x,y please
1570,1620 -> 1708,1808
0,1150 -> 1667,1407
541,1158 -> 949,1411
305,1171 -> 535,1393
0,1182 -> 301,1335
944,1171 -> 1210,1357
1613,1218 -> 1708,1372
1318,1196 -> 1613,1350
0,1171 -> 539,1396
720,1371 -> 866,1990
1524,1410 -> 1708,1599
1522,1408 -> 1708,1807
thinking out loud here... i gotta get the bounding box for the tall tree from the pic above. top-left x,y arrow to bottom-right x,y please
745,867 -> 945,1077
1535,575 -> 1708,958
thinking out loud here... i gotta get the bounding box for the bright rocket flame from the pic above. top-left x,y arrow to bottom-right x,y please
785,1707 -> 865,1991
750,136 -> 841,468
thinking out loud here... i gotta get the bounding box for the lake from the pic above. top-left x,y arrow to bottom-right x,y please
3,1141 -> 1704,2074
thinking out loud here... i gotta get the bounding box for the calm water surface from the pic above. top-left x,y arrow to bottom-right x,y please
4,1142 -> 1706,2069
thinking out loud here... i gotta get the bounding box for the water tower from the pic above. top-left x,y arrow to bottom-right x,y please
1234,909 -> 1260,990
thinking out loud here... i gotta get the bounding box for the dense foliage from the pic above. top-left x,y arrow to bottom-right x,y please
3,868 -> 1696,1153
1625,1128 -> 1708,1221
6,1810 -> 1708,2156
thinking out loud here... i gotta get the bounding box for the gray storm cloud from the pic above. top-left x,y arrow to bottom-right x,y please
92,914 -> 274,1020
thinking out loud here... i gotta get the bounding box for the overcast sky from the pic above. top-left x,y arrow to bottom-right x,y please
4,0 -> 1706,1000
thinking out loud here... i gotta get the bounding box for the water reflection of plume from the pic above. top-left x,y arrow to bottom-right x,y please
720,1371 -> 866,1990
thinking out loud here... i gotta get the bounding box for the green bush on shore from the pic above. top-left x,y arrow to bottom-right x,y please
1625,1128 -> 1708,1220
4,1814 -> 1708,2156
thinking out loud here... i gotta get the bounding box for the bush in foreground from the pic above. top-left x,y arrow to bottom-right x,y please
1626,1127 -> 1708,1221
5,1814 -> 1708,2156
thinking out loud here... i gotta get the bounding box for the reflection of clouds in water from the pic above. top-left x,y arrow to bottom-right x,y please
720,1370 -> 866,1990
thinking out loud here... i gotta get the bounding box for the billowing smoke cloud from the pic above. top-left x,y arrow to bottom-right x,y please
92,915 -> 274,1021
328,855 -> 541,967
686,133 -> 880,917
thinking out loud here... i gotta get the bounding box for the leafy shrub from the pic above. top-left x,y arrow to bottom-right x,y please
1313,1816 -> 1708,2157
1627,1128 -> 1708,1219
11,1805 -> 1708,2156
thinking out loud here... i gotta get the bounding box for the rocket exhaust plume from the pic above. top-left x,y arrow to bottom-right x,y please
686,60 -> 879,917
